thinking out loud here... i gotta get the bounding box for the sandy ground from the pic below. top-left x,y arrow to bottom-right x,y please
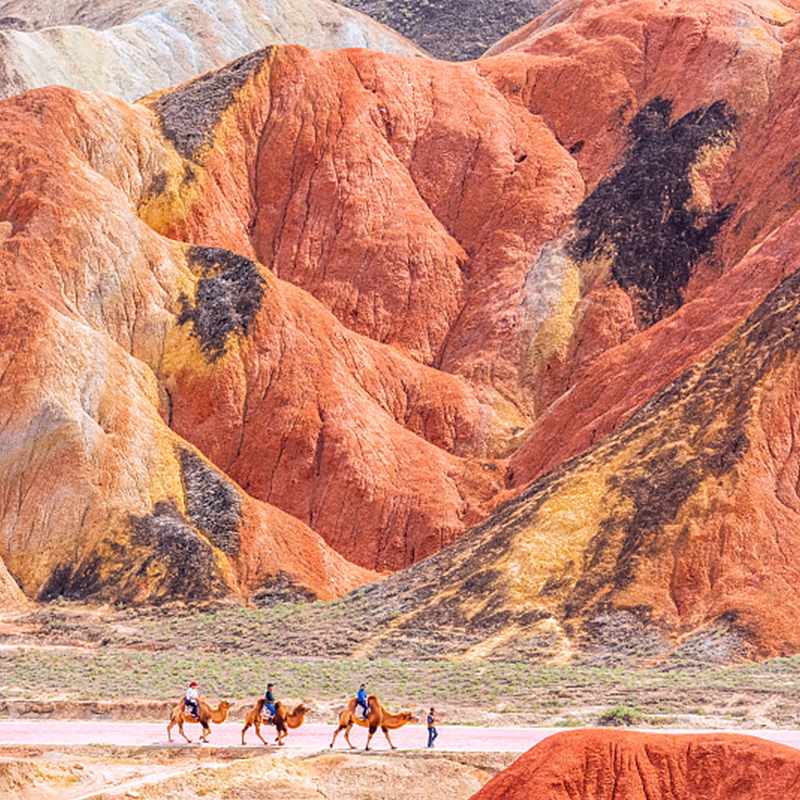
4,724 -> 800,800
0,738 -> 517,800
3,714 -> 800,800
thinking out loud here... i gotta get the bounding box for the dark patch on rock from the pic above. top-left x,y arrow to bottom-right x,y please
126,501 -> 230,601
39,501 -> 232,604
666,614 -> 756,665
334,0 -> 554,61
150,171 -> 168,195
0,17 -> 33,31
179,448 -> 241,557
149,48 -> 272,161
332,254 -> 800,660
563,263 -> 800,617
568,98 -> 735,325
582,609 -> 670,663
251,572 -> 319,606
39,564 -> 76,603
178,246 -> 265,362
127,500 -> 231,601
461,568 -> 503,594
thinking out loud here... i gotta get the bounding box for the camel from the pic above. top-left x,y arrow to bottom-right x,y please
330,694 -> 417,750
167,697 -> 235,743
241,698 -> 310,745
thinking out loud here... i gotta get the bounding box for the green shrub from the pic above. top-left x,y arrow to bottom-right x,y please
598,705 -> 645,727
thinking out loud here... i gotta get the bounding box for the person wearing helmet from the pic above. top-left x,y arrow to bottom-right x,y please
184,682 -> 200,720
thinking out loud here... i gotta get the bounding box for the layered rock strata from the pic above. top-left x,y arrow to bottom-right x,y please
0,0 -> 424,103
6,0 -> 800,621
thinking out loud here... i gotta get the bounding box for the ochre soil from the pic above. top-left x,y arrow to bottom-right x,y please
0,744 -> 514,800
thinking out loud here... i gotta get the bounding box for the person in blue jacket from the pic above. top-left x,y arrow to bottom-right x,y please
264,683 -> 277,722
427,708 -> 438,748
356,683 -> 369,720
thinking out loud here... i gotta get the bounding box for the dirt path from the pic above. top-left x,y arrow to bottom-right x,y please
2,722 -> 800,751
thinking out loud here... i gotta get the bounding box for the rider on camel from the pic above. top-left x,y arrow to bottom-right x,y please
184,681 -> 200,720
356,683 -> 369,720
264,683 -> 277,723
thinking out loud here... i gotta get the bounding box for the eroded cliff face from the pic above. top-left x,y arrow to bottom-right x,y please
0,88 -> 378,603
468,730 -> 800,800
348,261 -> 800,660
5,0 -> 800,628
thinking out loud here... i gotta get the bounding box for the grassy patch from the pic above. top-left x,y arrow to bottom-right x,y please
4,603 -> 800,728
597,706 -> 649,727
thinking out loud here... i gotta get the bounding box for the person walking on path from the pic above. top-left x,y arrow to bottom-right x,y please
427,707 -> 438,748
356,683 -> 369,720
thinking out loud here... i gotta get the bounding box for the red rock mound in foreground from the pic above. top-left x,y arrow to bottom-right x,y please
469,730 -> 800,800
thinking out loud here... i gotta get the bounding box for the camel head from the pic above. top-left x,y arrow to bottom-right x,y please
296,703 -> 311,715
220,700 -> 236,711
399,711 -> 418,723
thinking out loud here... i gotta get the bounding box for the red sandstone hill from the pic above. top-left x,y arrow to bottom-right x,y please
468,730 -> 800,800
6,0 -> 800,629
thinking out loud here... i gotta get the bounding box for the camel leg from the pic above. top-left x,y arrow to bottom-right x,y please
170,719 -> 191,744
330,724 -> 344,748
344,723 -> 357,750
382,726 -> 397,750
241,720 -> 252,745
200,721 -> 210,743
365,726 -> 377,751
254,719 -> 267,745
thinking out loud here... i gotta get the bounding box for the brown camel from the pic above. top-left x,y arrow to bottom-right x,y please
330,694 -> 417,750
167,697 -> 235,743
241,698 -> 311,745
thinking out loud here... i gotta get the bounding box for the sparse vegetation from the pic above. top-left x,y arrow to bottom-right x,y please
3,602 -> 800,728
597,706 -> 649,727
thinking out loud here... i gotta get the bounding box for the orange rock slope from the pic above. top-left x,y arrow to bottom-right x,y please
138,0 -> 800,582
0,89 -> 381,603
469,730 -> 800,800
6,0 -> 800,613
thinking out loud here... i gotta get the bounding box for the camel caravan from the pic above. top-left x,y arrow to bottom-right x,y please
167,684 -> 418,748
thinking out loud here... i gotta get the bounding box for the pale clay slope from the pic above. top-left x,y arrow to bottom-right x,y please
0,0 -> 425,102
0,749 -> 499,800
